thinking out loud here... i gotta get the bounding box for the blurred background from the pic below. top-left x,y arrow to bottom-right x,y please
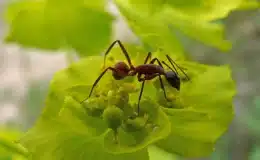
0,0 -> 260,160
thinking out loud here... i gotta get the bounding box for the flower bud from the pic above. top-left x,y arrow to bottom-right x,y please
103,106 -> 124,131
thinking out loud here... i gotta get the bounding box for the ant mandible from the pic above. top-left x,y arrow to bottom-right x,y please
81,40 -> 190,115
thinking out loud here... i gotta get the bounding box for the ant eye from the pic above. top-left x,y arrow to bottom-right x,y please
165,71 -> 180,90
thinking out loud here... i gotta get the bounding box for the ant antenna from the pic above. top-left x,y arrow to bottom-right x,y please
165,55 -> 190,81
161,61 -> 176,73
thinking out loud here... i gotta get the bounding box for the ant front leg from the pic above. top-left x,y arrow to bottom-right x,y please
80,67 -> 118,104
103,40 -> 135,70
144,52 -> 152,64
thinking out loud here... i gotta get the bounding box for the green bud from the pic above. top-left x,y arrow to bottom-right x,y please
103,106 -> 124,130
107,90 -> 118,105
120,83 -> 138,93
123,116 -> 148,132
132,99 -> 158,119
152,78 -> 161,89
107,89 -> 129,109
169,98 -> 184,109
157,92 -> 183,109
83,97 -> 106,117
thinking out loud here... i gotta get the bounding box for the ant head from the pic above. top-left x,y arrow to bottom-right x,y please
112,61 -> 130,80
165,71 -> 180,91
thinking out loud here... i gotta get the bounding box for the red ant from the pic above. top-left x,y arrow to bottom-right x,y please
81,40 -> 190,115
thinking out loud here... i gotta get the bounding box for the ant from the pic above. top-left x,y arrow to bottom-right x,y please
81,40 -> 190,115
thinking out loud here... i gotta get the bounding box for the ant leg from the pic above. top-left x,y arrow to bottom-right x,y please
161,61 -> 177,73
137,73 -> 144,82
149,57 -> 185,82
158,75 -> 170,101
162,60 -> 179,74
128,52 -> 152,77
165,55 -> 190,80
143,52 -> 152,64
148,58 -> 170,101
80,67 -> 117,104
137,80 -> 145,115
150,58 -> 164,68
103,40 -> 134,69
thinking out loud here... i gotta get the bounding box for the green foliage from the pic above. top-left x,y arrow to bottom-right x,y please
0,127 -> 28,160
240,97 -> 260,135
4,0 -> 254,159
114,0 -> 229,57
250,145 -> 260,160
103,106 -> 124,131
24,81 -> 49,129
113,0 -> 259,56
5,0 -> 113,56
122,0 -> 259,21
4,0 -> 259,58
148,145 -> 177,160
240,97 -> 260,160
238,0 -> 260,10
19,96 -> 149,160
151,53 -> 236,157
17,50 -> 235,159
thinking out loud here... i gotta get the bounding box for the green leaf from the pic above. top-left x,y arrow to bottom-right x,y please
103,98 -> 171,154
0,127 -> 28,159
59,96 -> 108,137
127,0 -> 207,15
63,87 -> 171,154
148,145 -> 177,160
239,97 -> 260,134
19,96 -> 149,160
192,0 -> 260,21
114,0 -> 185,57
19,119 -> 149,160
42,56 -> 104,117
21,49 -> 235,158
21,49 -> 175,158
238,0 -> 260,10
42,45 -> 148,117
5,0 -> 114,56
249,145 -> 260,160
155,65 -> 236,157
164,9 -> 232,51
114,0 -> 231,54
126,0 -> 258,21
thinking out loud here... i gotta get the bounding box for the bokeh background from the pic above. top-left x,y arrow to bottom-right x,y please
0,1 -> 260,160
